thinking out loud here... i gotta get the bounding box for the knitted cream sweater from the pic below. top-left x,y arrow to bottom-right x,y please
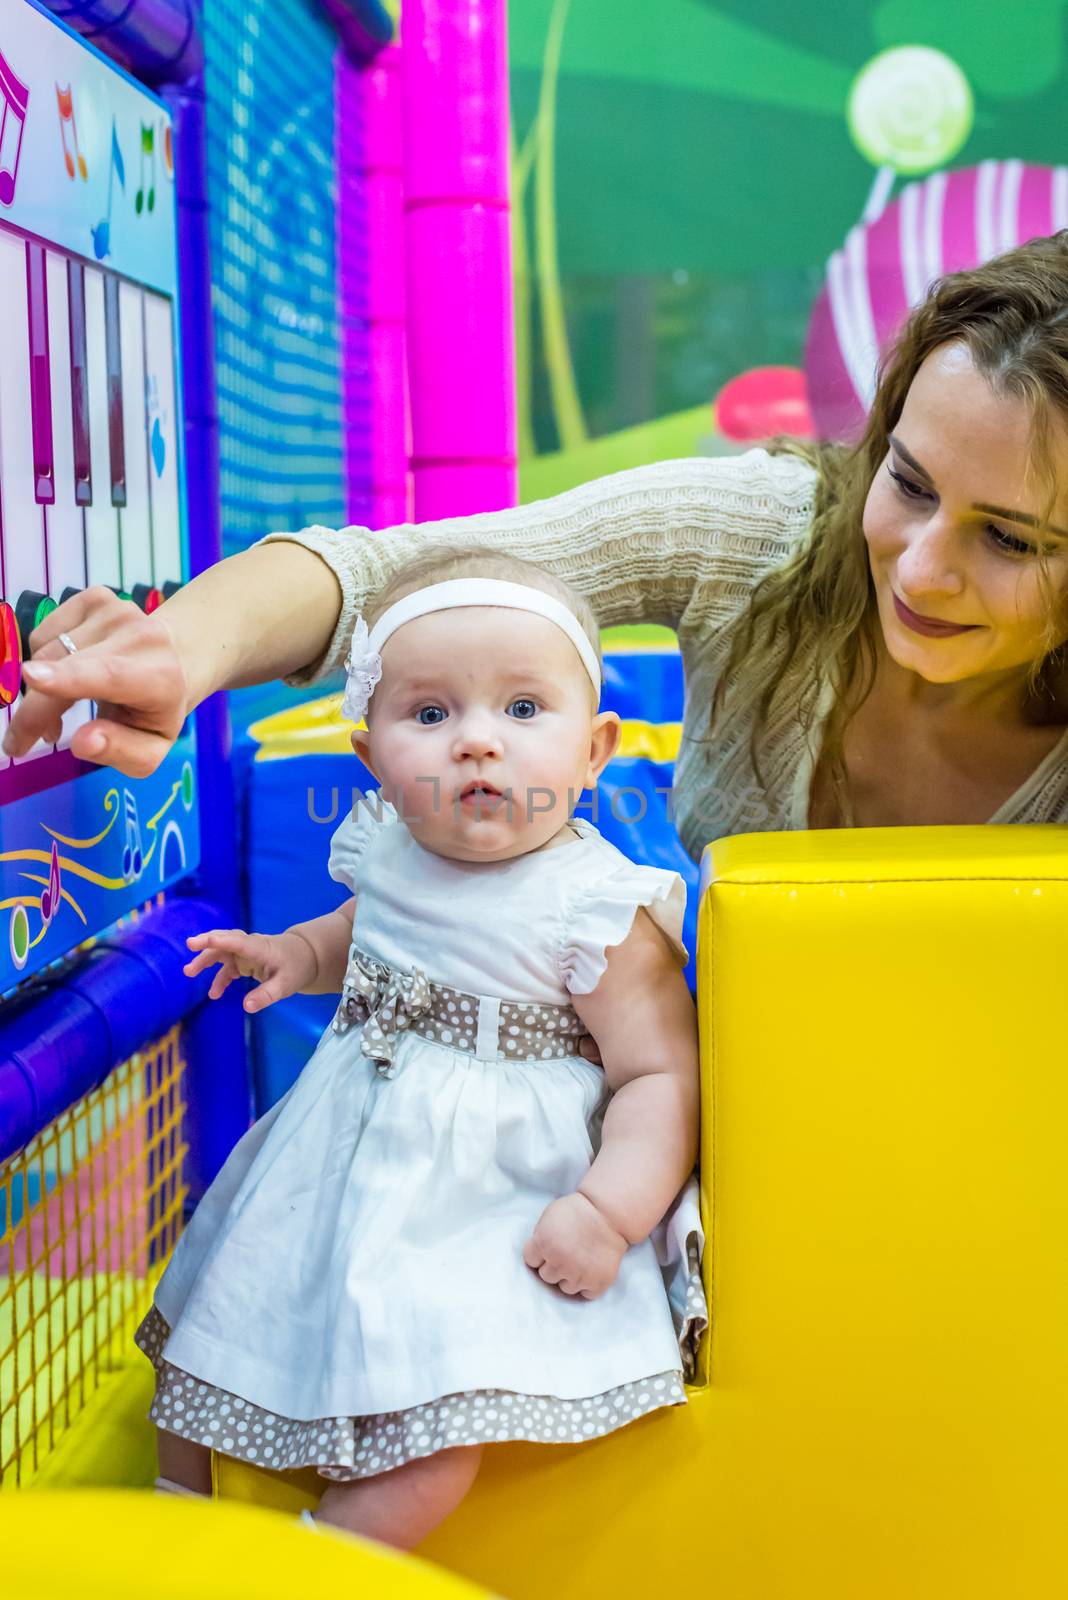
258,449 -> 1068,861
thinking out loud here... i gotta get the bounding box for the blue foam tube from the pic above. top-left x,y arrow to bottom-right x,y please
39,0 -> 203,86
315,0 -> 394,61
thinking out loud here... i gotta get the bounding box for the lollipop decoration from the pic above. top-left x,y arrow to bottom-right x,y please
805,46 -> 983,442
848,46 -> 974,222
805,160 -> 1068,441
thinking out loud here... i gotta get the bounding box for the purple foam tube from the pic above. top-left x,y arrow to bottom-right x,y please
0,897 -> 234,1166
40,0 -> 203,87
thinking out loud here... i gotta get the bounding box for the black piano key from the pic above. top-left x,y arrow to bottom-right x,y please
68,260 -> 92,507
26,242 -> 55,506
104,272 -> 126,508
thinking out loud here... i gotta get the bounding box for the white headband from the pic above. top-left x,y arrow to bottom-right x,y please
341,578 -> 602,724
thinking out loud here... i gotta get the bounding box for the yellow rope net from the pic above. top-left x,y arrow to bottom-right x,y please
0,1028 -> 187,1487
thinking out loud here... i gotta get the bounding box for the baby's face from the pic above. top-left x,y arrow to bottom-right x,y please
352,606 -> 620,862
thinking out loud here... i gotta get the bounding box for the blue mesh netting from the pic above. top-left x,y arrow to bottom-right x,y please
203,0 -> 345,560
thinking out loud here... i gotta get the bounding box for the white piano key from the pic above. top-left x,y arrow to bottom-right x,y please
82,265 -> 122,589
143,290 -> 182,588
45,251 -> 91,750
0,228 -> 50,764
118,280 -> 152,592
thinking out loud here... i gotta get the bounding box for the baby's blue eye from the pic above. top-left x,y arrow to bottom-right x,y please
508,699 -> 538,720
416,705 -> 447,725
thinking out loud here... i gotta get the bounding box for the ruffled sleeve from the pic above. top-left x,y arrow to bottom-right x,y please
558,861 -> 689,996
327,788 -> 398,893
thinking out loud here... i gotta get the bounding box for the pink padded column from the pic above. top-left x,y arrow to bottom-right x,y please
402,0 -> 517,520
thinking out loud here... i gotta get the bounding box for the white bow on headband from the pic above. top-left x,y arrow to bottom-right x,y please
341,617 -> 384,723
340,578 -> 602,725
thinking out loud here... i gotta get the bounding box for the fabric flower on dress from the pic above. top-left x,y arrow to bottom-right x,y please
341,616 -> 383,724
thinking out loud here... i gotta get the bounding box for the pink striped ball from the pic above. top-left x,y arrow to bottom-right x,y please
804,161 -> 1068,442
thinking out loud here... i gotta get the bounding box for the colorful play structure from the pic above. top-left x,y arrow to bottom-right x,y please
1,3 -> 1066,1596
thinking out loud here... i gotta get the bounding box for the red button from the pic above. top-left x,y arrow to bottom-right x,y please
0,600 -> 23,707
132,583 -> 163,614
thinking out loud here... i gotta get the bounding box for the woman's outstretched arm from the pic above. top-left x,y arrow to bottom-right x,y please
6,539 -> 345,773
6,451 -> 814,775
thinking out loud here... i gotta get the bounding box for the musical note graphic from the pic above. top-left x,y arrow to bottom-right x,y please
39,839 -> 62,924
0,47 -> 29,207
135,122 -> 155,213
55,83 -> 88,181
151,415 -> 166,477
91,118 -> 126,261
121,787 -> 144,883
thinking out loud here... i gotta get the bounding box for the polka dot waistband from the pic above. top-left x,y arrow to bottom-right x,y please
334,945 -> 592,1067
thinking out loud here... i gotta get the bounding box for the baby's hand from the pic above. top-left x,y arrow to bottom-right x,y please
183,928 -> 317,1012
522,1192 -> 629,1300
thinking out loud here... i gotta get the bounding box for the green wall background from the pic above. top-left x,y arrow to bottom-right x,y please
508,1 -> 1068,500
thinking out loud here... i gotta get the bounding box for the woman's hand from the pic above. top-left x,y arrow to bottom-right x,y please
522,1192 -> 629,1300
4,587 -> 190,776
183,928 -> 319,1012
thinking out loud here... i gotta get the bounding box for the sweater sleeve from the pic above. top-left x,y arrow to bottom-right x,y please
254,449 -> 817,686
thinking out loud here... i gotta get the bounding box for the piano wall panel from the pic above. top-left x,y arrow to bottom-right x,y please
45,250 -> 92,748
144,290 -> 183,588
0,228 -> 50,764
83,266 -> 122,589
45,250 -> 87,587
118,281 -> 153,592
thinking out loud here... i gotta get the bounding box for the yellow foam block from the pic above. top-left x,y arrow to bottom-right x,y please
1,1490 -> 491,1598
249,688 -> 681,766
218,824 -> 1068,1597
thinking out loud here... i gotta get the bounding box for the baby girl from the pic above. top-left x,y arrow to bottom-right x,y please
136,544 -> 706,1548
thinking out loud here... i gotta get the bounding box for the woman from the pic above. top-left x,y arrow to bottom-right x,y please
9,234 -> 1068,847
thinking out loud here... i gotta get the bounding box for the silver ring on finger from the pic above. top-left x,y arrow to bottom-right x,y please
58,632 -> 78,656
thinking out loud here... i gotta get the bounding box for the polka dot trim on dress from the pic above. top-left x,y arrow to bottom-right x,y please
136,1306 -> 687,1482
678,1233 -> 708,1382
332,945 -> 591,1072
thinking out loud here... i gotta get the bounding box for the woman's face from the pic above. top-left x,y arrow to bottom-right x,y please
863,343 -> 1068,689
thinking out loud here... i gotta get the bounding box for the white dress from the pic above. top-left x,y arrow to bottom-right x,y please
137,791 -> 707,1480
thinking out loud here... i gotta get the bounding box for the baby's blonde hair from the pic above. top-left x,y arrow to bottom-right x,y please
365,543 -> 603,707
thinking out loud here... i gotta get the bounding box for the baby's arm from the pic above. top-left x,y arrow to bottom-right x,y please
285,900 -> 356,994
523,909 -> 699,1298
573,908 -> 699,1239
184,897 -> 356,1011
